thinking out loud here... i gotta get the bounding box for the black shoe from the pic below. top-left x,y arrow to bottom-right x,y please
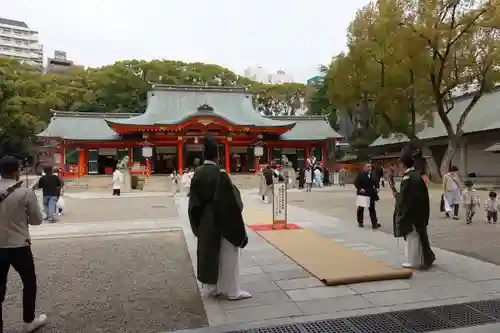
358,223 -> 364,228
372,223 -> 382,230
445,212 -> 450,218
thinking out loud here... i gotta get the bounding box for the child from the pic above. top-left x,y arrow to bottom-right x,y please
462,179 -> 479,224
485,191 -> 500,224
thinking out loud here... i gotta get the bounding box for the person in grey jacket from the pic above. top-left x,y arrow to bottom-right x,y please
0,156 -> 46,333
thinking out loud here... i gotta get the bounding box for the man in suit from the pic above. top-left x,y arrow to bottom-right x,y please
354,164 -> 382,229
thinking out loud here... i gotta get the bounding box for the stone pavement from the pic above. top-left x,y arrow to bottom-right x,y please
285,184 -> 500,266
172,192 -> 500,332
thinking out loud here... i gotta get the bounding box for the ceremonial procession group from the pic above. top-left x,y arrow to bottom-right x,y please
3,137 -> 500,332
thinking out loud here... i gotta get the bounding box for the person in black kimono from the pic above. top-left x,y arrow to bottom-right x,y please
188,135 -> 251,300
354,164 -> 381,229
395,145 -> 435,270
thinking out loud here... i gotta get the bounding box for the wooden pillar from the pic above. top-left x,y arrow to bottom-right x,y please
224,139 -> 231,173
128,147 -> 133,164
267,144 -> 272,163
59,146 -> 65,169
78,150 -> 85,176
177,139 -> 184,174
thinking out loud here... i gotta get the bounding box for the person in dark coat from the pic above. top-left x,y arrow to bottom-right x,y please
188,135 -> 251,300
395,145 -> 435,270
354,164 -> 381,229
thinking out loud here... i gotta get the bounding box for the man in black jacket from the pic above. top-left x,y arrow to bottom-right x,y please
354,164 -> 381,229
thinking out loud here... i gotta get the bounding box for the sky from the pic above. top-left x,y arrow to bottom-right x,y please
2,0 -> 370,83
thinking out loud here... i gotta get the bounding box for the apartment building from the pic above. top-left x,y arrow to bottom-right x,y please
0,17 -> 43,69
46,50 -> 83,74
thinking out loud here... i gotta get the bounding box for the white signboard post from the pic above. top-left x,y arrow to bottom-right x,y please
272,181 -> 288,229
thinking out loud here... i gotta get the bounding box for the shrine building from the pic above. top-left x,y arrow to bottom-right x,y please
36,84 -> 342,175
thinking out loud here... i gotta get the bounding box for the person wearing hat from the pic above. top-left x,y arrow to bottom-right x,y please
395,145 -> 435,270
188,135 -> 251,300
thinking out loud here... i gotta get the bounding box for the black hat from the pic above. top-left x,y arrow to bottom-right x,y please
464,179 -> 473,187
399,145 -> 414,167
203,135 -> 218,160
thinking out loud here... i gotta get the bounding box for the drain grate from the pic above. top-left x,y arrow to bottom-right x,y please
225,298 -> 500,333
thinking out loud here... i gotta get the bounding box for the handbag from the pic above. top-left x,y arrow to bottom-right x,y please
0,181 -> 23,205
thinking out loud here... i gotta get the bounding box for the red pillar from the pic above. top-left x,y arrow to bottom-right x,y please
267,145 -> 272,163
224,139 -> 231,173
321,141 -> 327,167
304,146 -> 309,167
128,147 -> 133,164
177,140 -> 184,174
59,146 -> 65,170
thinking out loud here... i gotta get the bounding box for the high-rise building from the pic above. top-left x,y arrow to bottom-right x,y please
0,17 -> 43,69
268,69 -> 293,84
46,50 -> 83,75
244,65 -> 269,83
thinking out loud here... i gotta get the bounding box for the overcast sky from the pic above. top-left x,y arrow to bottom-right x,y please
2,0 -> 369,82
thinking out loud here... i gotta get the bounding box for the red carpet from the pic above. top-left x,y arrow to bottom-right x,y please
248,224 -> 302,232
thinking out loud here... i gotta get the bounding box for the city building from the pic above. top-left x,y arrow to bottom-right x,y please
37,84 -> 342,175
0,17 -> 43,68
244,65 -> 269,83
46,50 -> 83,74
268,69 -> 294,84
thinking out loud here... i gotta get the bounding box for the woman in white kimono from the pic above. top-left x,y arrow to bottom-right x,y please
442,166 -> 462,219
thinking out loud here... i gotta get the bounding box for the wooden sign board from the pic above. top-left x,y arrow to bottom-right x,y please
272,181 -> 288,229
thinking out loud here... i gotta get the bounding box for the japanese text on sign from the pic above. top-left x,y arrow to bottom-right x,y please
273,182 -> 287,222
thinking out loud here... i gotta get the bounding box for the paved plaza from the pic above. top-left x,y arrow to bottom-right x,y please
7,179 -> 500,332
286,184 -> 500,265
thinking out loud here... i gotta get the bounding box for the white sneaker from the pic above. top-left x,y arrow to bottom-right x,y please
402,262 -> 413,268
22,314 -> 47,332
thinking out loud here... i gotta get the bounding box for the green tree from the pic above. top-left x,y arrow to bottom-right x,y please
251,83 -> 310,116
402,0 -> 500,176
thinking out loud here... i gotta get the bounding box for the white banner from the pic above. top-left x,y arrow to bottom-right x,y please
272,182 -> 287,223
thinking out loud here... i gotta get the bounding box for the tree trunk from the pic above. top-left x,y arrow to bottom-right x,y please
420,146 -> 442,183
439,140 -> 457,179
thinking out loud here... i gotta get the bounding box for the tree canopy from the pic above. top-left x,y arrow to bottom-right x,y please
326,0 -> 500,177
0,58 -> 310,156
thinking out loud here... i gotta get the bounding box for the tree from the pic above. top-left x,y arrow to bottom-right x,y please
306,66 -> 339,129
326,0 -> 500,179
402,0 -> 500,176
251,83 -> 311,116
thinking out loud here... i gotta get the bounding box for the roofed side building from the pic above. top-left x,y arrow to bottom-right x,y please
369,88 -> 500,178
37,84 -> 342,175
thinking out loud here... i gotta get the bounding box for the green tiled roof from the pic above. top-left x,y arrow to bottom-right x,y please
37,113 -> 341,142
37,85 -> 342,142
106,84 -> 295,128
36,112 -> 135,141
266,115 -> 343,141
370,89 -> 500,147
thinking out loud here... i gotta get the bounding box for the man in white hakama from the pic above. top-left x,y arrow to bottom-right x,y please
188,135 -> 251,300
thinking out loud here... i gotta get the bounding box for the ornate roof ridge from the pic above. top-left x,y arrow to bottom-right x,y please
50,110 -> 137,119
149,83 -> 248,93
